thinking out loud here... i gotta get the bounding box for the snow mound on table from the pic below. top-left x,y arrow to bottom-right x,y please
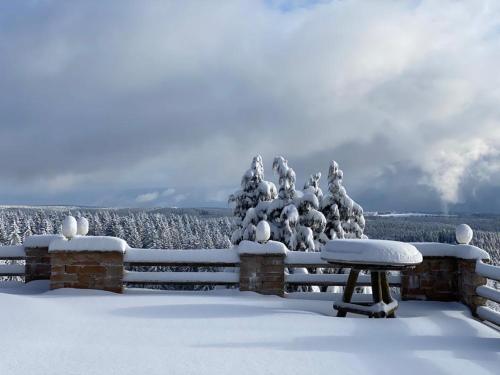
321,239 -> 422,265
411,242 -> 490,260
238,240 -> 288,255
24,234 -> 65,248
49,236 -> 128,253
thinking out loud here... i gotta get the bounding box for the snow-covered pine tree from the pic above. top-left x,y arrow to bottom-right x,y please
303,172 -> 323,202
229,155 -> 277,244
8,220 -> 22,245
320,161 -> 365,239
266,156 -> 300,250
296,190 -> 327,250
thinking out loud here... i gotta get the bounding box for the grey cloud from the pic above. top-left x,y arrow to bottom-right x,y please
1,1 -> 500,212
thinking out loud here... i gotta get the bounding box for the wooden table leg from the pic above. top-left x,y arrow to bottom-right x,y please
380,271 -> 396,318
336,269 -> 360,317
371,271 -> 382,303
370,271 -> 384,318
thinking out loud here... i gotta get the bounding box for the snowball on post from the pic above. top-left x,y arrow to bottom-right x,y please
62,216 -> 77,239
256,220 -> 271,243
77,217 -> 89,236
456,224 -> 473,245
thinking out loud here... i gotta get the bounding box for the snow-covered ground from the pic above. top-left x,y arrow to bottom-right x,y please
0,282 -> 498,375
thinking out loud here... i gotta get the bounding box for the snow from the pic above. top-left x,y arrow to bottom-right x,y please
456,223 -> 473,244
255,220 -> 271,243
0,264 -> 25,275
322,239 -> 423,266
49,236 -> 128,253
62,215 -> 77,239
76,217 -> 89,236
124,271 -> 239,284
0,245 -> 25,258
411,242 -> 490,260
0,281 -> 498,375
24,234 -> 64,248
476,260 -> 500,280
124,248 -> 240,264
238,240 -> 288,255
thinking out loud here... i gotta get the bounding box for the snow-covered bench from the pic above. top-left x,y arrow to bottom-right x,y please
321,239 -> 423,318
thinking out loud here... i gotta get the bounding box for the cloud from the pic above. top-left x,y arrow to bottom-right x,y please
161,188 -> 176,197
1,1 -> 500,211
173,194 -> 188,203
135,192 -> 160,203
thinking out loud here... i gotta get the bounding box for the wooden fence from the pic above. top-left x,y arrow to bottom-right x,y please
0,240 -> 498,329
475,260 -> 500,326
123,248 -> 240,286
0,245 -> 25,277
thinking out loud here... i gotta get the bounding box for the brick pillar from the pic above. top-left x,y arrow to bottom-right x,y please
402,256 -> 488,315
24,235 -> 64,283
49,236 -> 127,294
401,257 -> 458,301
458,259 -> 487,315
238,241 -> 286,296
25,247 -> 52,282
50,251 -> 124,293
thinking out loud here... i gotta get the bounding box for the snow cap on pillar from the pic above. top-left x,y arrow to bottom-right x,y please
62,216 -> 77,239
456,224 -> 473,245
77,217 -> 89,236
256,220 -> 271,243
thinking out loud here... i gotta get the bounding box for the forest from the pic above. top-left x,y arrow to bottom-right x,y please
0,207 -> 498,266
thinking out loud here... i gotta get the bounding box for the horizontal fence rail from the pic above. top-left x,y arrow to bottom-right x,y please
0,245 -> 26,260
124,248 -> 240,286
476,285 -> 500,305
285,252 -> 401,292
124,248 -> 240,267
285,272 -> 402,287
476,260 -> 500,282
0,264 -> 25,277
285,252 -> 334,268
124,271 -> 239,285
0,245 -> 26,277
475,260 -> 500,327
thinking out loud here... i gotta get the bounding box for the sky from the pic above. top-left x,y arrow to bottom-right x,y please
1,0 -> 500,213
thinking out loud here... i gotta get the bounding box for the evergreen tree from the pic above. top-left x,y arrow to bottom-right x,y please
229,155 -> 277,244
8,220 -> 22,245
320,161 -> 365,239
266,156 -> 299,249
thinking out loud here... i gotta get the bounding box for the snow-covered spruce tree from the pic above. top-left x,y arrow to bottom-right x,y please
8,220 -> 22,245
296,182 -> 327,250
264,156 -> 300,250
320,161 -> 365,239
303,172 -> 323,202
229,155 -> 277,245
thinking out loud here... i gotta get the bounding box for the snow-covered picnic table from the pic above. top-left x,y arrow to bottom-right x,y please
321,239 -> 423,318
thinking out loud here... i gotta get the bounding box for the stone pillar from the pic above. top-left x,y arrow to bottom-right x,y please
49,236 -> 127,294
402,257 -> 458,301
458,259 -> 488,315
402,256 -> 488,315
24,235 -> 64,283
238,241 -> 286,296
